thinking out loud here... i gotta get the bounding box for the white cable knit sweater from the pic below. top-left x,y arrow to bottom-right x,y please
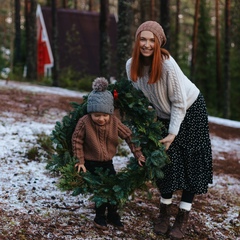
126,56 -> 200,135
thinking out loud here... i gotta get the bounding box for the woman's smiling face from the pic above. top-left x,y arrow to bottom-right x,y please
139,31 -> 155,57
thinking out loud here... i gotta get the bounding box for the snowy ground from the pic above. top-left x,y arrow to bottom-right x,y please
0,80 -> 239,239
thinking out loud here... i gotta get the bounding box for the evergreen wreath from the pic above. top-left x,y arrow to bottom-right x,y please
47,79 -> 169,208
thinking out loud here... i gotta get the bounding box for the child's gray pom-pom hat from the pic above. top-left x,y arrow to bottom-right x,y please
87,77 -> 114,114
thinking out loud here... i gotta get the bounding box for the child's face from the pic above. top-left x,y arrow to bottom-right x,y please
90,113 -> 110,126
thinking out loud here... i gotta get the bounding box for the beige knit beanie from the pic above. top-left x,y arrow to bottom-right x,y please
135,21 -> 167,47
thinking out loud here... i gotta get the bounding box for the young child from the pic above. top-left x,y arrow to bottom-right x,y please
72,77 -> 146,230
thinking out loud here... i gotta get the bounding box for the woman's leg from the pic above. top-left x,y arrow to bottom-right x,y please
161,192 -> 173,204
154,192 -> 173,235
180,190 -> 195,211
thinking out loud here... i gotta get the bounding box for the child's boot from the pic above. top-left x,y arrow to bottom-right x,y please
107,204 -> 124,230
94,204 -> 107,230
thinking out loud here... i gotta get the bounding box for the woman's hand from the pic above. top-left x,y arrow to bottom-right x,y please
159,134 -> 176,150
75,163 -> 87,173
138,154 -> 146,167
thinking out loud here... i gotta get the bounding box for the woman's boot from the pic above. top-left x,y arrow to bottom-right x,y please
169,208 -> 190,239
154,203 -> 171,235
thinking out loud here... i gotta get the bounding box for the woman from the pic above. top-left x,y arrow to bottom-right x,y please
126,21 -> 212,239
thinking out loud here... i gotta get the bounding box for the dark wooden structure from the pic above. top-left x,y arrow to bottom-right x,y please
41,7 -> 117,77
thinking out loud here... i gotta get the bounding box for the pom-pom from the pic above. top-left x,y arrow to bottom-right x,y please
92,77 -> 109,92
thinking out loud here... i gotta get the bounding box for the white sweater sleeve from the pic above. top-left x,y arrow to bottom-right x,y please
165,64 -> 187,135
164,57 -> 199,135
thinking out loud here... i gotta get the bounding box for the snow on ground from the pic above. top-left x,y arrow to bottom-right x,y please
0,80 -> 240,235
211,136 -> 240,160
0,79 -> 87,98
208,116 -> 240,129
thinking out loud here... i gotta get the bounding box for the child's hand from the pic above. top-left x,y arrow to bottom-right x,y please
75,163 -> 87,173
138,154 -> 146,167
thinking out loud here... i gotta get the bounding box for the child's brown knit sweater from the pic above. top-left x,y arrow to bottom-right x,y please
72,114 -> 142,164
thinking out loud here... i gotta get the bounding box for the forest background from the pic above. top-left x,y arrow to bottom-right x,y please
0,0 -> 240,121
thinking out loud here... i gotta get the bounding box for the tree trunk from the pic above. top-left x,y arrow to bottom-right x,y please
151,0 -> 156,20
14,0 -> 21,67
223,0 -> 231,118
117,0 -> 133,80
190,0 -> 200,81
99,0 -> 110,78
160,0 -> 170,50
140,0 -> 151,21
25,0 -> 37,81
89,0 -> 93,11
62,0 -> 67,8
74,0 -> 77,9
52,0 -> 59,86
174,0 -> 180,62
215,0 -> 222,111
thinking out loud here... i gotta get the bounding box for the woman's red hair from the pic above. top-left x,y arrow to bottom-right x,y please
130,34 -> 170,84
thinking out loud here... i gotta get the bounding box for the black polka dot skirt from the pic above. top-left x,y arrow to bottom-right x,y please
156,93 -> 213,195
